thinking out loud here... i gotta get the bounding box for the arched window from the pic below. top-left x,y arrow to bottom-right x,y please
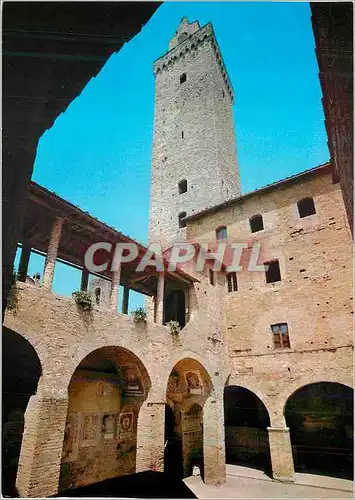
216,226 -> 228,241
180,73 -> 187,84
297,197 -> 316,218
249,214 -> 264,233
178,179 -> 187,194
94,287 -> 101,305
178,212 -> 187,229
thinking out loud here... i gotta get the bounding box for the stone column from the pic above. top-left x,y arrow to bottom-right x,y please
203,394 -> 226,485
156,272 -> 165,324
80,268 -> 89,292
16,394 -> 68,498
136,401 -> 165,473
188,283 -> 198,322
109,265 -> 121,311
42,217 -> 64,290
18,245 -> 31,282
267,427 -> 295,482
122,285 -> 130,314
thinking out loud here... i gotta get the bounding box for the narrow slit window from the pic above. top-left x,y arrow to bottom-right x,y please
178,211 -> 187,229
94,287 -> 101,305
264,260 -> 281,283
271,323 -> 290,349
209,269 -> 215,286
297,197 -> 316,218
227,272 -> 238,292
180,73 -> 187,84
249,214 -> 264,233
181,130 -> 184,139
216,226 -> 228,241
178,179 -> 187,194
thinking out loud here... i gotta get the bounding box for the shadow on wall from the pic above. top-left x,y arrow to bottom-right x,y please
54,471 -> 196,498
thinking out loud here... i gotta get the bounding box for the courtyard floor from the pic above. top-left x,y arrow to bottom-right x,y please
184,465 -> 353,499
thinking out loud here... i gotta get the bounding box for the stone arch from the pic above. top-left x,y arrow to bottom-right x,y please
2,327 -> 42,496
164,357 -> 222,483
59,345 -> 152,493
225,375 -> 272,416
224,385 -> 272,474
284,381 -> 353,479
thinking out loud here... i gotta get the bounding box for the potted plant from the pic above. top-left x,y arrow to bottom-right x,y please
72,290 -> 92,311
167,320 -> 180,336
132,307 -> 147,323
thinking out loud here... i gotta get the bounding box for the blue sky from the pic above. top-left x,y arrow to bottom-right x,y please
16,2 -> 329,310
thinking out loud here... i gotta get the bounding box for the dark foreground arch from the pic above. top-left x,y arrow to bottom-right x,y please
285,382 -> 353,479
224,386 -> 272,474
2,327 -> 42,496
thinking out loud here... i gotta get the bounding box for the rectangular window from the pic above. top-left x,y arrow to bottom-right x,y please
227,272 -> 238,292
265,260 -> 281,283
209,269 -> 215,286
271,323 -> 290,349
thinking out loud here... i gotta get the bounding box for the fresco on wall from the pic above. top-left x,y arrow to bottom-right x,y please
118,412 -> 134,437
102,413 -> 117,440
167,371 -> 183,402
81,413 -> 100,447
120,365 -> 144,396
62,413 -> 80,462
184,370 -> 203,395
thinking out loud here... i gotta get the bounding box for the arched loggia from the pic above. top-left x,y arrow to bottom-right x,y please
59,346 -> 151,492
224,386 -> 272,474
2,327 -> 42,496
285,382 -> 353,479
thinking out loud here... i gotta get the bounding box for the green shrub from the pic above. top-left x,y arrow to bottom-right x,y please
72,291 -> 92,311
132,307 -> 147,323
167,320 -> 180,336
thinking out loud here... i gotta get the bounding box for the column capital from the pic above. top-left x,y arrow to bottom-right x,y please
267,427 -> 290,433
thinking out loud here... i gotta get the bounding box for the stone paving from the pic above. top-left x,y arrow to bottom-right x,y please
184,465 -> 353,499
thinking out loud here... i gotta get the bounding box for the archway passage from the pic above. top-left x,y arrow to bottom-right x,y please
164,289 -> 186,328
285,382 -> 353,479
224,386 -> 271,474
2,327 -> 42,496
165,359 -> 212,479
59,346 -> 151,493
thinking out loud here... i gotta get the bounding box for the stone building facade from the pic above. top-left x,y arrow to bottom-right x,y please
2,16 -> 353,499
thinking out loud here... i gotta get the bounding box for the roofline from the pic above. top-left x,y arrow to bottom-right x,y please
184,161 -> 332,222
153,20 -> 208,65
29,181 -> 197,284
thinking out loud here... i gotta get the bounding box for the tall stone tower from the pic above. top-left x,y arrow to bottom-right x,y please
148,17 -> 241,247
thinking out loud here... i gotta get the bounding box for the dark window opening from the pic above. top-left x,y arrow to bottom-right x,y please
250,214 -> 264,233
164,289 -> 186,328
178,179 -> 187,194
271,323 -> 290,349
178,212 -> 187,229
216,226 -> 228,241
227,272 -> 238,292
209,269 -> 215,286
181,130 -> 184,139
180,73 -> 187,84
265,260 -> 281,283
94,287 -> 101,305
297,197 -> 316,218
